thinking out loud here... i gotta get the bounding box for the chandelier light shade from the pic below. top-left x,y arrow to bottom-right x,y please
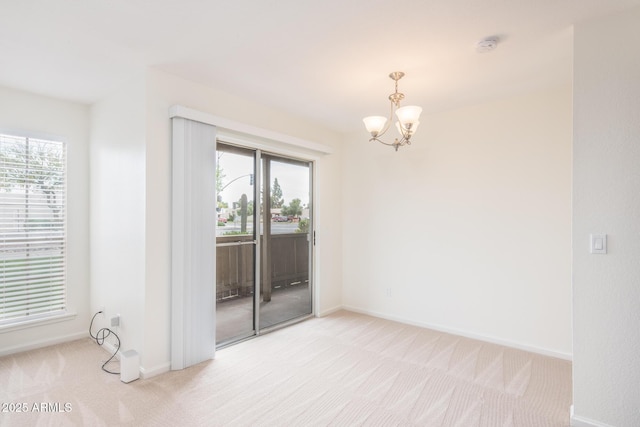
362,116 -> 387,137
363,71 -> 422,151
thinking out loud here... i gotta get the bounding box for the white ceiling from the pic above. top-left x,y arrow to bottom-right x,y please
2,0 -> 639,133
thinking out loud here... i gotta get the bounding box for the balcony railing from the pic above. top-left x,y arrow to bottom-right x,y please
216,233 -> 309,302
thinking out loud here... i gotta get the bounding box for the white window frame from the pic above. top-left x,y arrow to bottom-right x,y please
0,132 -> 68,328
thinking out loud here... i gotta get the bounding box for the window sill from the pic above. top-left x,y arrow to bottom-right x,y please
0,311 -> 77,334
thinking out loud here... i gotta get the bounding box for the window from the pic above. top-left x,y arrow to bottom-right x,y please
0,133 -> 67,326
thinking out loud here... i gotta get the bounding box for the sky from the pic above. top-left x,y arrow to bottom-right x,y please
217,150 -> 310,209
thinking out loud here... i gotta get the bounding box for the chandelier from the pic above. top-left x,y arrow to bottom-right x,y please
363,71 -> 422,151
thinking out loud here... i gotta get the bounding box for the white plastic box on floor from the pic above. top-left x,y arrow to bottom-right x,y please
120,350 -> 140,383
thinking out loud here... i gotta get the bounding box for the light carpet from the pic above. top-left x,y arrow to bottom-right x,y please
0,311 -> 572,426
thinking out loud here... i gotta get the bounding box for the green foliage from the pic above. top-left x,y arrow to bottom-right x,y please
0,137 -> 65,218
216,152 -> 226,194
216,152 -> 227,212
281,198 -> 302,217
271,177 -> 283,208
238,198 -> 254,216
296,218 -> 309,234
223,230 -> 251,236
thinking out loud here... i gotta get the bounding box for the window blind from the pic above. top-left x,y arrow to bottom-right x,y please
0,134 -> 67,325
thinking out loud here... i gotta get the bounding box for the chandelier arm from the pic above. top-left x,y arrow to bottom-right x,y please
369,137 -> 397,147
373,100 -> 395,139
369,135 -> 411,148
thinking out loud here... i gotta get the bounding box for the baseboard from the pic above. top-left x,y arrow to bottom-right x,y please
96,340 -> 170,380
342,305 -> 573,361
140,362 -> 170,379
96,338 -> 121,362
317,305 -> 343,317
570,405 -> 615,427
0,331 -> 88,357
571,414 -> 614,427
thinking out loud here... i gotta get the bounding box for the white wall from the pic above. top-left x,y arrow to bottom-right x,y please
572,7 -> 640,427
0,86 -> 90,355
342,86 -> 573,358
89,74 -> 147,364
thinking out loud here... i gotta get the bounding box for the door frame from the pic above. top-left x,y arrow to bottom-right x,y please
216,136 -> 317,346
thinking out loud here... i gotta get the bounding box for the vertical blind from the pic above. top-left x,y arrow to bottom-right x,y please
0,134 -> 67,325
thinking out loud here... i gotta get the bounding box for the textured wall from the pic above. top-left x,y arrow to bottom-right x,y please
572,7 -> 640,427
89,74 -> 147,366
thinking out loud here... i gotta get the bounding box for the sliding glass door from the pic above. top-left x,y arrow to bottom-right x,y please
259,155 -> 313,330
215,144 -> 258,344
216,142 -> 313,347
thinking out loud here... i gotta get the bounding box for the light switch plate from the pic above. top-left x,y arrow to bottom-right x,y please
590,234 -> 607,254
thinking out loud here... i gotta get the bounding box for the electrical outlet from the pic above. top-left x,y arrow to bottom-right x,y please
111,314 -> 120,327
